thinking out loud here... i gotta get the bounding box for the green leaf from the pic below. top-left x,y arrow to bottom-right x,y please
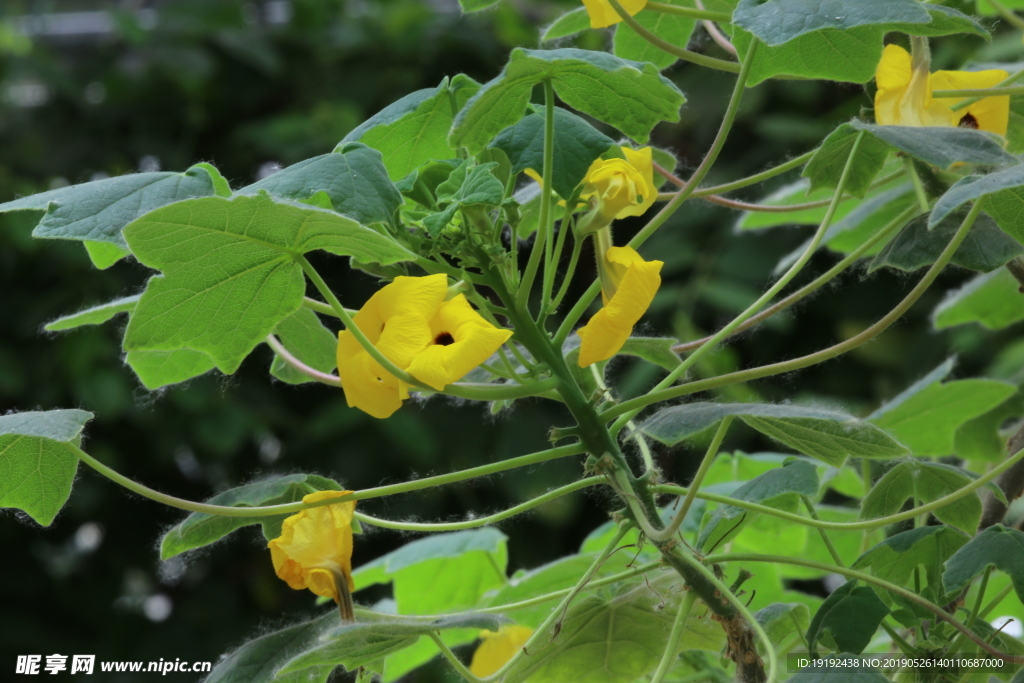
206,611 -> 340,683
343,76 -> 480,181
869,211 -> 1024,274
450,48 -> 685,153
613,0 -> 697,70
641,402 -> 909,466
755,602 -> 810,646
954,392 -> 1024,461
502,574 -> 724,683
933,268 -> 1024,331
788,655 -> 890,682
159,474 -> 343,560
943,524 -> 1024,602
802,124 -> 890,198
806,580 -> 890,655
84,240 -> 131,270
491,108 -> 614,199
697,460 -> 819,552
932,167 -> 1024,234
0,409 -> 93,526
278,614 -> 505,678
122,193 -> 413,374
44,294 -> 140,332
870,362 -> 1016,456
731,5 -> 986,86
733,0 -> 929,46
851,121 -> 1018,170
125,349 -> 217,390
541,8 -> 591,41
0,164 -> 220,254
423,160 -> 505,235
270,307 -> 338,385
458,0 -> 499,12
852,526 -> 970,609
352,528 -> 508,615
859,461 -> 985,533
239,143 -> 403,227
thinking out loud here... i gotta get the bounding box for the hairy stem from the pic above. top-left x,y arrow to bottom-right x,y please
651,589 -> 700,683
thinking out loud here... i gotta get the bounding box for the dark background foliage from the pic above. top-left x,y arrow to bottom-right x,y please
0,0 -> 1019,680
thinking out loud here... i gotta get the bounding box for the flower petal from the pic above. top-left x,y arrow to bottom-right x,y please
468,625 -> 534,677
578,246 -> 662,367
931,68 -> 1010,135
267,490 -> 356,601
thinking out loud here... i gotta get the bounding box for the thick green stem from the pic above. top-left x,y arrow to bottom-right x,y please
605,200 -> 984,420
608,0 -> 741,73
73,442 -> 584,516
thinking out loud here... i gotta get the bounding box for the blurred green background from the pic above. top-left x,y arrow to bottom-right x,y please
2,0 -> 1022,680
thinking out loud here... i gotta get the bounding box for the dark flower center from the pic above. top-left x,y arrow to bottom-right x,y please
958,113 -> 979,129
434,332 -> 455,346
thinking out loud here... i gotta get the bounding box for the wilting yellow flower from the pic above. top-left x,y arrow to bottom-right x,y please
336,274 -> 512,418
268,490 -> 356,618
468,625 -> 534,677
577,246 -> 662,367
875,44 -> 1009,135
582,0 -> 647,29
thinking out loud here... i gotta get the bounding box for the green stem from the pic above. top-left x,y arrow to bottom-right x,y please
429,632 -> 486,683
542,208 -> 571,317
979,583 -> 1014,620
651,416 -> 733,542
904,156 -> 930,213
671,550 -> 778,683
588,365 -> 654,472
302,296 -> 354,318
934,85 -> 1024,99
947,62 -> 1024,112
550,230 -> 583,312
881,621 -> 916,654
630,38 -> 759,250
478,560 -> 660,615
354,477 -> 601,531
73,442 -> 584,516
517,79 -> 556,311
672,204 -> 916,353
652,436 -> 1024,531
949,566 -> 994,656
691,151 -> 814,197
645,0 -> 731,22
706,553 -> 1021,663
801,495 -> 845,566
483,526 -> 631,682
554,38 -> 759,349
608,0 -> 741,73
604,200 -> 984,420
651,589 -> 700,683
297,255 -> 427,389
613,132 -> 866,435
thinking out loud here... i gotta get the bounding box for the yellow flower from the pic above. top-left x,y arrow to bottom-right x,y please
336,274 -> 512,418
406,294 -> 513,391
468,625 -> 534,677
525,147 -> 657,231
577,245 -> 662,368
582,0 -> 647,29
875,44 -> 1009,135
268,490 -> 356,619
